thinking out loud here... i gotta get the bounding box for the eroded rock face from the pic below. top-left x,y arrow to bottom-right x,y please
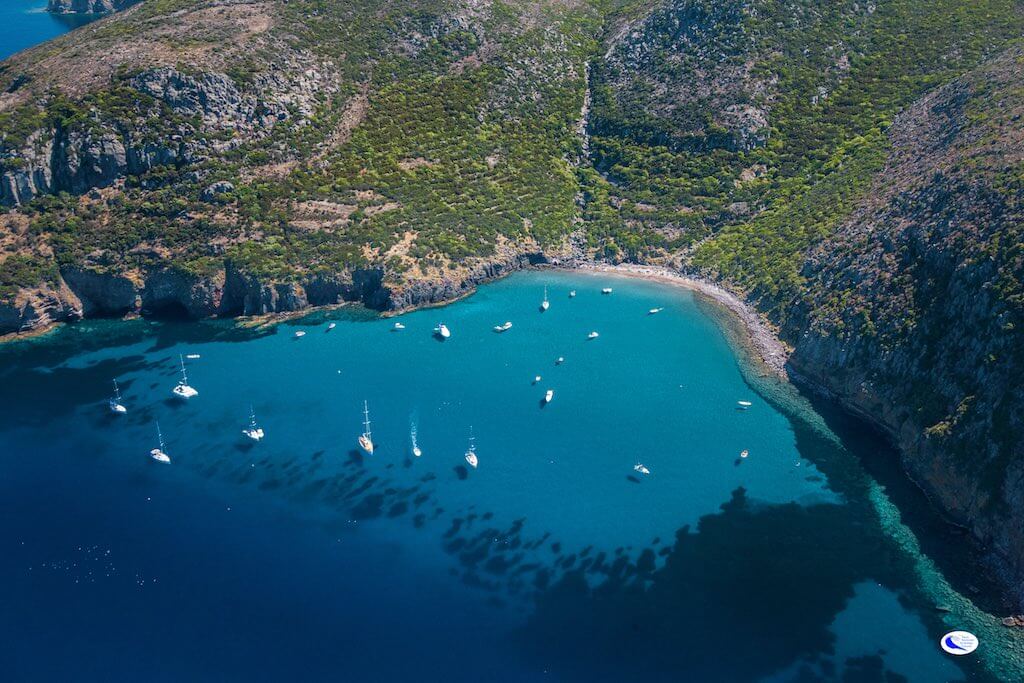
784,46 -> 1024,605
47,0 -> 139,14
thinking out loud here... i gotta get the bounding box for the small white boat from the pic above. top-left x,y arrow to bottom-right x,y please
634,463 -> 650,475
150,422 -> 171,463
465,428 -> 478,469
569,290 -> 576,298
555,357 -> 564,365
410,424 -> 422,458
242,406 -> 265,441
171,354 -> 198,399
737,400 -> 753,409
648,308 -> 664,315
358,400 -> 374,455
544,389 -> 554,403
327,322 -> 336,331
587,331 -> 599,340
601,288 -> 613,294
540,286 -> 550,312
493,321 -> 513,333
533,375 -> 542,384
109,378 -> 127,414
294,330 -> 306,338
740,449 -> 749,459
185,353 -> 201,359
434,323 -> 451,339
393,322 -> 405,331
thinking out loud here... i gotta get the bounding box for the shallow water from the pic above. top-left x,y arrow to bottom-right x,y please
0,271 -> 1008,681
0,1 -> 96,61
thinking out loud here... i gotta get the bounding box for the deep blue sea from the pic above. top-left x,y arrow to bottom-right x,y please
0,271 -> 1018,681
0,1 -> 96,61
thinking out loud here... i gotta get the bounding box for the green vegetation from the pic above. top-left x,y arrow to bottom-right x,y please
587,0 -> 1024,317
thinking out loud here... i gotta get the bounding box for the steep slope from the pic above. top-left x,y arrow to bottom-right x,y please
0,0 -> 596,328
785,44 -> 1024,601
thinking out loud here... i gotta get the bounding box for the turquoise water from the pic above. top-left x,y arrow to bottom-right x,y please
0,1 -> 96,61
0,271 -> 1006,681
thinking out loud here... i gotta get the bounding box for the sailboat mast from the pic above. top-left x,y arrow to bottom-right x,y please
156,421 -> 164,449
363,401 -> 371,437
179,354 -> 188,384
113,378 -> 121,399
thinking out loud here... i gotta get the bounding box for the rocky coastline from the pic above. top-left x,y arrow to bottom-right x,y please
46,0 -> 138,15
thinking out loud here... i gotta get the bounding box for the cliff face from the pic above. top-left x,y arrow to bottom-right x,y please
784,45 -> 1024,602
47,0 -> 139,14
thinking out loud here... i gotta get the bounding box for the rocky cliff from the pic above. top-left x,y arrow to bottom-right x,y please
783,45 -> 1024,602
48,0 -> 139,14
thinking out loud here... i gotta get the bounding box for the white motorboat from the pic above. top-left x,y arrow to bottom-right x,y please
464,428 -> 478,469
740,449 -> 749,459
648,308 -> 664,315
533,375 -> 542,384
634,463 -> 650,475
243,406 -> 265,441
393,322 -> 405,331
434,323 -> 451,339
327,322 -> 336,331
601,288 -> 613,294
150,422 -> 171,463
737,400 -> 752,409
294,330 -> 306,338
540,286 -> 550,312
109,378 -> 127,414
555,357 -> 564,365
172,354 -> 198,399
186,353 -> 201,359
494,321 -> 513,333
410,424 -> 422,458
587,331 -> 599,340
544,389 -> 554,403
569,290 -> 576,298
358,400 -> 374,455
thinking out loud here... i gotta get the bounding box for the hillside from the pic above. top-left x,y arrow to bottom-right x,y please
0,0 -> 597,324
785,44 -> 1024,602
2,0 -> 1024,604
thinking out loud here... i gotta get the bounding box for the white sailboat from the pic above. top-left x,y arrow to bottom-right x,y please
109,378 -> 127,414
410,424 -> 422,457
544,389 -> 554,404
434,323 -> 451,339
358,400 -> 374,454
243,406 -> 264,441
493,321 -> 513,333
465,428 -> 478,469
540,286 -> 550,311
150,422 -> 171,463
634,463 -> 650,475
172,354 -> 198,399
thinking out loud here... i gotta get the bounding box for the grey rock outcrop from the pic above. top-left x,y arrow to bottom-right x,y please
47,0 -> 139,14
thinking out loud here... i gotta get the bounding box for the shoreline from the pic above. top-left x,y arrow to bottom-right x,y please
571,263 -> 791,379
